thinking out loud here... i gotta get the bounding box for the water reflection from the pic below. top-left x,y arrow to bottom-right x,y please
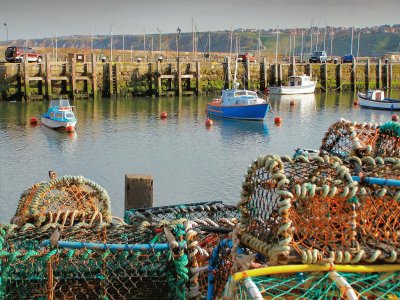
210,117 -> 269,138
41,126 -> 78,156
269,93 -> 316,113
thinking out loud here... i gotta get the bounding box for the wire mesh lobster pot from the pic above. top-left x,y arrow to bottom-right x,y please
319,119 -> 400,159
237,154 -> 400,266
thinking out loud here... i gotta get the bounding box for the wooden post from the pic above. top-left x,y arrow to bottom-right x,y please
377,59 -> 382,89
351,61 -> 357,91
336,64 -> 342,91
261,57 -> 268,91
23,54 -> 29,101
125,174 -> 153,210
323,63 -> 328,91
147,63 -> 152,95
384,62 -> 390,89
274,63 -> 278,86
224,57 -> 231,89
245,57 -> 250,89
108,63 -> 114,96
196,61 -> 201,95
278,63 -> 282,86
45,54 -> 52,100
70,58 -> 76,99
115,63 -> 120,95
177,61 -> 182,96
307,63 -> 312,77
389,62 -> 392,89
91,54 -> 98,98
365,59 -> 370,90
156,60 -> 162,95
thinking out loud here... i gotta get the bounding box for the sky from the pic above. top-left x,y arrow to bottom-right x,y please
1,0 -> 399,40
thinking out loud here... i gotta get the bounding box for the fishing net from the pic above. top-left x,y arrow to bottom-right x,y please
12,174 -> 112,226
375,121 -> 400,158
237,154 -> 400,266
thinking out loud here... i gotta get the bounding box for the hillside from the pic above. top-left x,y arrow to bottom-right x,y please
0,26 -> 399,58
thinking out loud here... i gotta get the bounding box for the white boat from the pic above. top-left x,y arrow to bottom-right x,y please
357,90 -> 400,111
41,99 -> 77,132
268,75 -> 316,95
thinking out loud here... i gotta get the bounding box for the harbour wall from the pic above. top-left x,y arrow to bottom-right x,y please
0,54 -> 399,101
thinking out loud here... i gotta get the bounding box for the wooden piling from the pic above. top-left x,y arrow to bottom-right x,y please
108,63 -> 113,96
45,54 -> 52,100
323,63 -> 328,91
70,58 -> 76,99
291,57 -> 296,76
224,57 -> 231,89
384,62 -> 389,89
278,63 -> 282,86
274,63 -> 278,86
156,60 -> 162,95
245,58 -> 251,89
177,61 -> 182,96
377,59 -> 382,89
147,63 -> 153,96
351,61 -> 357,91
125,174 -> 153,210
365,59 -> 370,90
335,64 -> 342,91
91,54 -> 98,98
389,62 -> 392,89
196,61 -> 201,95
261,58 -> 268,91
115,63 -> 120,95
307,63 -> 312,78
23,54 -> 28,101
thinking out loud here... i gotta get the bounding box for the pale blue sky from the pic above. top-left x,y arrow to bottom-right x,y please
1,0 -> 399,40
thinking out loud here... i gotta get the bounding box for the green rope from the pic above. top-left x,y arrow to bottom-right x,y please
379,121 -> 400,137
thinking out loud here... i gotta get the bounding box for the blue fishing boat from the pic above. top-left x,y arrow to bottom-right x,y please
206,85 -> 269,120
41,99 -> 77,132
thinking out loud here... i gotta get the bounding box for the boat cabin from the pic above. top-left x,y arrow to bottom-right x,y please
288,75 -> 311,87
366,90 -> 384,100
221,89 -> 264,105
50,99 -> 72,108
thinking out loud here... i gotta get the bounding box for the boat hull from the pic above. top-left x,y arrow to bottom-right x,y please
41,116 -> 77,129
206,102 -> 269,120
357,93 -> 400,110
268,83 -> 316,95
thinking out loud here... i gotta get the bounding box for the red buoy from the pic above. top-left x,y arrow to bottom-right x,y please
205,118 -> 213,127
66,125 -> 75,133
290,100 -> 296,106
274,117 -> 282,124
353,100 -> 359,106
392,115 -> 399,122
160,111 -> 168,119
30,117 -> 38,125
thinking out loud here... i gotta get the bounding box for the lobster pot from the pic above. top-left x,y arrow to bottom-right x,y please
12,175 -> 112,227
374,122 -> 400,158
237,154 -> 400,265
319,118 -> 378,159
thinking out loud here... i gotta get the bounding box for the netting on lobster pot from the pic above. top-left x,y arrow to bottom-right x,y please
12,174 -> 112,227
374,121 -> 400,158
319,118 -> 379,159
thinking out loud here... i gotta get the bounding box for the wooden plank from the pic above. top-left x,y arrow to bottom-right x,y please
181,74 -> 194,79
160,74 -> 175,79
125,174 -> 153,210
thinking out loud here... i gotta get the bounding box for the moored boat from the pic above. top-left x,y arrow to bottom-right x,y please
206,84 -> 269,120
268,75 -> 316,95
41,99 -> 77,131
357,90 -> 400,110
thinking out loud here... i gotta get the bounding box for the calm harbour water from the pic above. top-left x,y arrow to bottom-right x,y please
1,91 -> 399,223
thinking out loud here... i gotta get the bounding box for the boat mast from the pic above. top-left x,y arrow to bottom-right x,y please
275,26 -> 279,64
350,27 -> 354,55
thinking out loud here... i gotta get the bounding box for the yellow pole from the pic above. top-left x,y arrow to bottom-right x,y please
233,264 -> 400,282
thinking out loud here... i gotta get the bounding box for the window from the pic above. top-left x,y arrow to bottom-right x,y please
55,113 -> 63,119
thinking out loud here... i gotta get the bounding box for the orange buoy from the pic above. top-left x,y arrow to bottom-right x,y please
30,117 -> 38,125
205,118 -> 213,127
274,117 -> 282,124
160,111 -> 168,119
66,125 -> 75,133
392,115 -> 399,122
353,100 -> 359,106
290,100 -> 296,106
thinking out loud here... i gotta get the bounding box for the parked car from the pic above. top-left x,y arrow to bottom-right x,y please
237,53 -> 256,63
309,51 -> 328,63
341,54 -> 354,63
5,46 -> 43,63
